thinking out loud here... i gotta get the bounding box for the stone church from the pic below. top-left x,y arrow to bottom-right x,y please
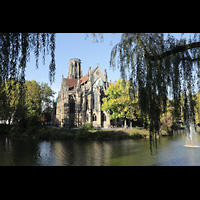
54,58 -> 111,128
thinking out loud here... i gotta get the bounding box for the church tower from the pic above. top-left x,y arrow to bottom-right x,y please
68,58 -> 82,79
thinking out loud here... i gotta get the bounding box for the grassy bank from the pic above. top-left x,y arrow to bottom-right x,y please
37,127 -> 151,140
1,123 -> 181,140
75,128 -> 150,140
0,124 -> 151,140
28,126 -> 150,140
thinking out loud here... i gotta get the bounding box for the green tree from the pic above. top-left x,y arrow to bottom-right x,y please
102,78 -> 140,128
195,92 -> 200,124
0,79 -> 55,127
24,80 -> 42,126
40,82 -> 55,124
0,33 -> 55,127
0,78 -> 21,124
192,91 -> 200,125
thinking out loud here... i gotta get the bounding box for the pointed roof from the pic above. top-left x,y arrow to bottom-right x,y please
80,67 -> 97,84
64,78 -> 78,88
64,67 -> 97,88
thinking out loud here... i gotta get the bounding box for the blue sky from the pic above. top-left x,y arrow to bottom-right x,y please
25,33 -> 122,98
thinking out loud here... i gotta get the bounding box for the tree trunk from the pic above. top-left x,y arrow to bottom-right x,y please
124,118 -> 127,129
130,121 -> 132,128
8,116 -> 12,125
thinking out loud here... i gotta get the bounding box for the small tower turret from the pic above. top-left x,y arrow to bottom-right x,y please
68,58 -> 82,79
104,69 -> 108,88
88,66 -> 91,81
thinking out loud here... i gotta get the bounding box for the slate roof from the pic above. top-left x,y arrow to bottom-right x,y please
64,78 -> 78,88
80,67 -> 97,84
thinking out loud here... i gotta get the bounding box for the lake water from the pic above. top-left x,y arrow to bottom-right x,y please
1,130 -> 200,166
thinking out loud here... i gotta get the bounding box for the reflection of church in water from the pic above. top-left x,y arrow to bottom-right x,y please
54,58 -> 111,128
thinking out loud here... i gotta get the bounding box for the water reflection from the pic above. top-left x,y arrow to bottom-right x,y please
2,131 -> 200,165
0,138 -> 39,166
43,140 -> 114,166
37,141 -> 56,166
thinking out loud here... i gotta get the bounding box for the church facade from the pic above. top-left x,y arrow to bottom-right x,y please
54,58 -> 111,128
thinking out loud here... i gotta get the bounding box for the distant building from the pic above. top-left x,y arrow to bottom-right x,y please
53,58 -> 111,128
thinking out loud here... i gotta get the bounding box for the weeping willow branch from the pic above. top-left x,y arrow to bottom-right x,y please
109,33 -> 200,138
146,41 -> 200,61
0,33 -> 56,85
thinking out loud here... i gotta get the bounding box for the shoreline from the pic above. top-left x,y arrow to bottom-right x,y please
0,124 -> 188,140
0,124 -> 188,141
0,124 -> 152,140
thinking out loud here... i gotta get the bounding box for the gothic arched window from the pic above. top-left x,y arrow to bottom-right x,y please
69,96 -> 75,113
93,90 -> 98,111
93,114 -> 97,121
102,113 -> 106,121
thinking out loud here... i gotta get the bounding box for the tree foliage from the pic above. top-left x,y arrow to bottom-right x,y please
24,80 -> 42,124
0,33 -> 55,126
41,82 -> 55,124
195,91 -> 200,125
107,33 -> 200,136
0,33 -> 56,85
0,78 -> 21,124
159,99 -> 173,135
0,79 -> 54,128
102,79 -> 140,125
41,82 -> 55,111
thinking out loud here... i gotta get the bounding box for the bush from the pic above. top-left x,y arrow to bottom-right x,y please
76,123 -> 93,139
129,128 -> 149,138
82,122 -> 93,131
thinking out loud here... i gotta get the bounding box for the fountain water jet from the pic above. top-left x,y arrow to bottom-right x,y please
185,124 -> 197,147
184,85 -> 198,147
